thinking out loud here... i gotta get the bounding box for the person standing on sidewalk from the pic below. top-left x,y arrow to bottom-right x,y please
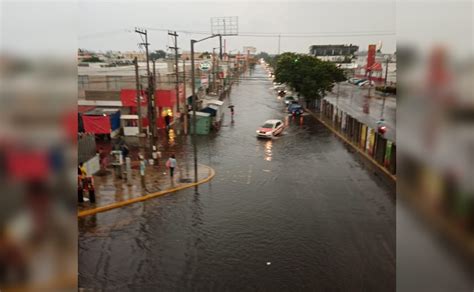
98,147 -> 108,172
166,154 -> 177,178
139,155 -> 146,188
164,113 -> 171,132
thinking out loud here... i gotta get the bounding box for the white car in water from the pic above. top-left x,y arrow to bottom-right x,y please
256,119 -> 284,138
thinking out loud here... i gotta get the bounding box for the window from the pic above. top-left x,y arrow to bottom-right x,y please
106,76 -> 121,90
275,122 -> 281,128
78,75 -> 89,90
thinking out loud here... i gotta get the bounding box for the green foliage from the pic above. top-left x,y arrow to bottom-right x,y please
274,52 -> 346,102
256,51 -> 277,68
199,52 -> 212,59
150,50 -> 167,60
82,56 -> 102,63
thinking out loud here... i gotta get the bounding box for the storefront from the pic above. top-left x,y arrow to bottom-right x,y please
155,89 -> 177,129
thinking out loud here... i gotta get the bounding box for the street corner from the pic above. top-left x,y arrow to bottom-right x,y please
77,163 -> 216,217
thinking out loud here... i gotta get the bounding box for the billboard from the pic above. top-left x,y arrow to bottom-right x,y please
367,44 -> 376,70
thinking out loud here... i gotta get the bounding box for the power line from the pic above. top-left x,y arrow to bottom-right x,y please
81,26 -> 396,39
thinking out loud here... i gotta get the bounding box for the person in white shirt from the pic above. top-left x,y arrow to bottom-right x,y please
166,154 -> 177,178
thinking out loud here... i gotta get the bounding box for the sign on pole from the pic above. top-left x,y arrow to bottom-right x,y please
199,61 -> 212,72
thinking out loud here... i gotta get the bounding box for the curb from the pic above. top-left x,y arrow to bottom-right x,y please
305,108 -> 396,183
78,165 -> 216,218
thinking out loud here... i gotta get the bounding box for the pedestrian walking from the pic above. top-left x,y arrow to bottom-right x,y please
79,162 -> 87,179
139,155 -> 146,188
164,113 -> 171,132
121,143 -> 129,158
166,154 -> 177,178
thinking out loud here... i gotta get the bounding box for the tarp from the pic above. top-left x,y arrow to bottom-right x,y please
200,107 -> 217,116
63,110 -> 78,141
6,149 -> 50,181
155,89 -> 176,107
82,115 -> 111,134
120,89 -> 147,107
109,110 -> 121,131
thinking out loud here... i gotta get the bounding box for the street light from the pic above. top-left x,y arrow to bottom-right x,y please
381,55 -> 391,119
190,34 -> 221,192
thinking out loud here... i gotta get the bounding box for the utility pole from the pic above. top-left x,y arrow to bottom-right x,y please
219,35 -> 223,60
134,57 -> 143,134
135,27 -> 156,152
224,39 -> 227,57
212,48 -> 217,93
168,31 -> 181,132
191,39 -> 198,191
277,34 -> 281,54
189,34 -> 221,192
247,49 -> 250,71
182,59 -> 188,135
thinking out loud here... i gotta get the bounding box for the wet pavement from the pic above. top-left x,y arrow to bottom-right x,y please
79,65 -> 396,291
78,163 -> 212,212
325,82 -> 396,141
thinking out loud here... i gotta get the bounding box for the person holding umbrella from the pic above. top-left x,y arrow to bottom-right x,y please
228,105 -> 235,122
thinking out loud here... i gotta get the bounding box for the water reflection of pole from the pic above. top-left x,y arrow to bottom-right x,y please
381,94 -> 386,119
350,86 -> 354,106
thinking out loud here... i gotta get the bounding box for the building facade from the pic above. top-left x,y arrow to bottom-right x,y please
309,44 -> 359,62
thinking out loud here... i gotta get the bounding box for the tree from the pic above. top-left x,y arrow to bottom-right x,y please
256,51 -> 277,67
274,52 -> 346,108
150,50 -> 167,60
82,56 -> 102,63
199,52 -> 211,59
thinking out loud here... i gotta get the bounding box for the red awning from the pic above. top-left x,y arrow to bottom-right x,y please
7,149 -> 50,181
120,89 -> 147,107
155,89 -> 177,107
64,110 -> 78,142
82,115 -> 111,134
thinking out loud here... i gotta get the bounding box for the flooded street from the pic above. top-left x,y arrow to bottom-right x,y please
79,65 -> 395,291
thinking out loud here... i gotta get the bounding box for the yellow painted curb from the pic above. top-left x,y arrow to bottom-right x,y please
306,109 -> 397,183
78,165 -> 216,218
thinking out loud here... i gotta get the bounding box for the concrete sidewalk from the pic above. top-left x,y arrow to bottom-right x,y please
78,161 -> 214,215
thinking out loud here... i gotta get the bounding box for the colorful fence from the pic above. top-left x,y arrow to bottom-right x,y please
321,99 -> 396,176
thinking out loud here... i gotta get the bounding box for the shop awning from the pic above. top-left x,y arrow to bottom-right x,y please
82,115 -> 111,134
120,89 -> 147,107
155,89 -> 177,107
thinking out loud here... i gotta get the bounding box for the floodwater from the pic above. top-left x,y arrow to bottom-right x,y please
79,65 -> 395,291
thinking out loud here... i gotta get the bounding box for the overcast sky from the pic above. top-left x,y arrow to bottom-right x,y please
77,1 -> 397,54
2,1 -> 470,59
